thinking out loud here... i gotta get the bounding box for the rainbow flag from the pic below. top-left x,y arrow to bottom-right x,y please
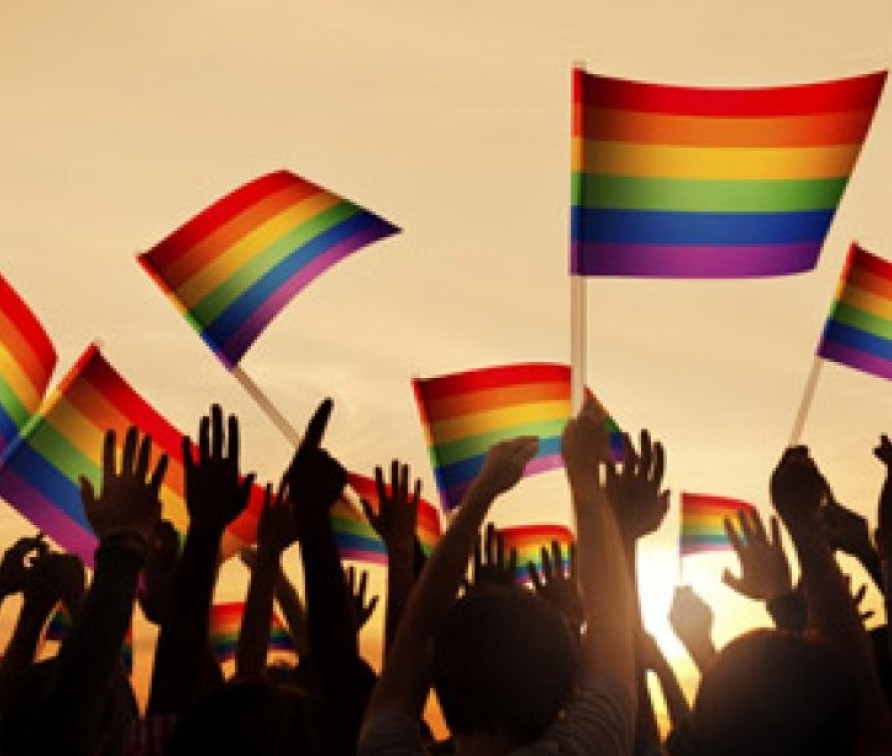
0,273 -> 56,459
138,171 -> 400,368
45,606 -> 133,674
413,363 -> 622,512
0,344 -> 265,562
208,602 -> 294,663
329,472 -> 442,564
680,493 -> 756,556
817,243 -> 892,382
498,524 -> 574,583
571,69 -> 886,277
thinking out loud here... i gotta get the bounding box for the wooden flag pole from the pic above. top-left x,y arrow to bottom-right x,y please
789,356 -> 824,447
230,364 -> 303,447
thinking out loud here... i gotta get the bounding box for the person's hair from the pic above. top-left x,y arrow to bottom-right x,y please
432,585 -> 579,745
165,678 -> 315,756
693,629 -> 858,756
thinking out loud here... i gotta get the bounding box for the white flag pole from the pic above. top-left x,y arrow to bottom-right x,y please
789,356 -> 824,447
570,61 -> 588,413
231,364 -> 303,447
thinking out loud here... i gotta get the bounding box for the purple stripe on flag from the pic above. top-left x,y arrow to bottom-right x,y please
570,241 -> 820,278
440,453 -> 563,512
818,339 -> 892,381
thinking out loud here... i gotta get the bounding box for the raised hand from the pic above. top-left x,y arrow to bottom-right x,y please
873,435 -> 892,560
722,509 -> 792,602
0,533 -> 48,599
345,566 -> 379,633
286,399 -> 347,523
527,540 -> 583,631
669,585 -> 716,673
468,522 -> 517,591
561,396 -> 610,484
182,405 -> 255,535
138,520 -> 181,625
821,496 -> 874,559
361,460 -> 420,557
875,434 -> 892,468
473,436 -> 539,498
256,482 -> 299,557
80,427 -> 168,554
24,551 -> 86,616
604,430 -> 669,543
769,446 -> 826,530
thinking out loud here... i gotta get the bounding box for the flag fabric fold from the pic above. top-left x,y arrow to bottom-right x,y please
571,69 -> 887,278
680,492 -> 756,556
138,170 -> 400,368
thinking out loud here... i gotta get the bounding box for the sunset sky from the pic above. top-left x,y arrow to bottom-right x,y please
2,0 -> 892,719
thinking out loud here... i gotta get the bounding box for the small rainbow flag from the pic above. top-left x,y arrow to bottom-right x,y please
680,493 -> 756,556
817,243 -> 892,382
498,524 -> 574,583
208,602 -> 294,664
0,273 -> 56,459
0,344 -> 265,562
138,171 -> 400,368
45,606 -> 133,674
413,363 -> 622,512
571,69 -> 886,278
330,472 -> 441,564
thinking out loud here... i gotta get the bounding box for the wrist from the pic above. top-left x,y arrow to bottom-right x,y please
99,531 -> 151,558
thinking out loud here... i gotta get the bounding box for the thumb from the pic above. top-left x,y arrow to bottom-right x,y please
721,568 -> 747,596
302,398 -> 333,452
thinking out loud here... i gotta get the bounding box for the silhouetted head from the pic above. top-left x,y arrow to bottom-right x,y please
693,629 -> 858,756
165,678 -> 316,756
432,585 -> 579,747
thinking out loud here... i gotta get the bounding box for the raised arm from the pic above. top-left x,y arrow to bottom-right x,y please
148,405 -> 254,715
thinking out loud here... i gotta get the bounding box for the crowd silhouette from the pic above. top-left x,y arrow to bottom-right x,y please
0,395 -> 890,754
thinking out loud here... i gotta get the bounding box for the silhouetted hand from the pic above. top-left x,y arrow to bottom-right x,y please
770,447 -> 826,530
669,586 -> 714,652
138,520 -> 181,625
286,399 -> 347,524
345,566 -> 378,633
722,509 -> 792,602
24,552 -> 86,616
873,435 -> 892,559
527,540 -> 583,631
468,523 -> 517,590
361,460 -> 420,557
845,576 -> 875,623
875,434 -> 892,468
80,427 -> 168,554
473,437 -> 539,498
821,496 -> 874,559
0,533 -> 48,599
182,405 -> 255,535
562,396 -> 610,484
256,482 -> 299,557
604,430 -> 669,543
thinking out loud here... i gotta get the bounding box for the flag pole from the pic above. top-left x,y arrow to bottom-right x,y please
570,60 -> 588,413
230,365 -> 303,447
789,356 -> 824,447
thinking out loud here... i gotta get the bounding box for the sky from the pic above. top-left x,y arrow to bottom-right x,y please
2,0 -> 892,720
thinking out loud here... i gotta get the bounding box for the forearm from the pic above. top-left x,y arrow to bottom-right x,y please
39,542 -> 142,753
236,547 -> 280,678
0,597 -> 56,710
274,573 -> 310,659
649,657 -> 692,734
148,526 -> 222,714
383,544 -> 415,655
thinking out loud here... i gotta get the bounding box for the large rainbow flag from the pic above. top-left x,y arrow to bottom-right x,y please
817,243 -> 892,382
0,344 -> 265,562
571,69 -> 886,278
329,472 -> 441,565
680,493 -> 756,556
138,171 -> 400,368
498,524 -> 574,583
0,273 -> 56,459
413,363 -> 622,512
209,602 -> 294,663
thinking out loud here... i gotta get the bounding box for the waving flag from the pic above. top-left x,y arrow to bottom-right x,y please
330,472 -> 442,564
413,363 -> 622,512
499,524 -> 574,582
571,69 -> 886,277
0,344 -> 265,561
818,243 -> 892,382
209,602 -> 294,663
138,171 -> 400,368
680,493 -> 756,556
0,273 -> 56,458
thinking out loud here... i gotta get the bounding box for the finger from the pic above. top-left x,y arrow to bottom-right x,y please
749,509 -> 769,546
737,508 -> 755,546
79,476 -> 97,511
854,583 -> 868,604
862,609 -> 876,622
390,459 -> 400,503
198,415 -> 210,461
149,454 -> 169,497
723,516 -> 745,555
358,569 -> 369,599
302,398 -> 333,451
527,561 -> 544,591
211,405 -> 224,459
399,463 -> 409,505
136,434 -> 152,480
639,429 -> 653,479
264,482 -> 274,509
652,441 -> 665,488
347,565 -> 355,589
182,436 -> 196,478
540,545 -> 553,580
365,595 -> 379,617
239,546 -> 258,570
486,523 -> 497,566
473,536 -> 483,574
238,473 -> 256,507
769,516 -> 784,550
122,427 -> 138,476
495,532 -> 507,569
721,568 -> 746,595
568,542 -> 578,582
360,498 -> 377,525
227,413 -> 240,464
411,479 -> 421,508
507,547 -> 517,579
102,429 -> 116,489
